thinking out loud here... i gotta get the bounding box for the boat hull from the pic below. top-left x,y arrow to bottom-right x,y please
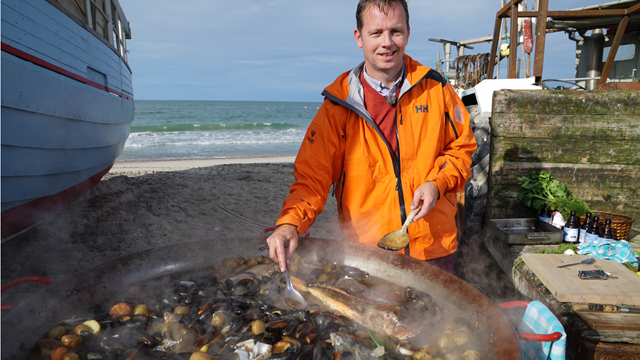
1,0 -> 134,238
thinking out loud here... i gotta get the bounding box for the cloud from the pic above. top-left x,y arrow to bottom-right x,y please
122,0 -> 596,101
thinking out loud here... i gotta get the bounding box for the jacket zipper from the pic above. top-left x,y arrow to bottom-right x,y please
321,72 -> 429,234
338,171 -> 346,220
394,114 -> 406,225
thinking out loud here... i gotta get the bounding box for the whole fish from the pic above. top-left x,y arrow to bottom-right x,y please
291,276 -> 419,340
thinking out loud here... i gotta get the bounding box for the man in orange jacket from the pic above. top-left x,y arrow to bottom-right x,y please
267,0 -> 476,274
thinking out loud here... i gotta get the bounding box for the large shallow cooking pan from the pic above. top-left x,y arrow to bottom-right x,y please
1,237 -> 521,359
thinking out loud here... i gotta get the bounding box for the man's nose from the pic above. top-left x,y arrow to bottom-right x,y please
382,31 -> 393,46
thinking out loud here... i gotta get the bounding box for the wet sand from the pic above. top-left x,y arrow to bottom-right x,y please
1,157 -> 518,307
1,158 -> 342,305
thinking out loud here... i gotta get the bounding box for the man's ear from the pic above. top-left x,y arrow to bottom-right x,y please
354,29 -> 363,48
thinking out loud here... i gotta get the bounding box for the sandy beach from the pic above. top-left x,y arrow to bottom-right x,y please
1,157 -> 344,305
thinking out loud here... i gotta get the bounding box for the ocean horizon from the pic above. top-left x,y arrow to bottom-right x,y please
119,100 -> 322,161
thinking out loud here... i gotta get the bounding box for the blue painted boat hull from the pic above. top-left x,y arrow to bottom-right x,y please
1,0 -> 134,237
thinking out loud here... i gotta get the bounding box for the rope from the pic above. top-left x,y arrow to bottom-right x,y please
452,53 -> 490,91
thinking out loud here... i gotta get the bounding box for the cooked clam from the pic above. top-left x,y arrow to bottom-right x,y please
452,327 -> 470,346
73,324 -> 93,336
436,332 -> 456,349
83,320 -> 101,334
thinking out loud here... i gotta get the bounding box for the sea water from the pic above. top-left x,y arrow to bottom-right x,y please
119,100 -> 322,161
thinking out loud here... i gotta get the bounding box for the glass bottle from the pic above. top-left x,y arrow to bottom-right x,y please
539,203 -> 552,224
599,219 -> 614,242
563,211 -> 580,243
579,212 -> 592,243
585,216 -> 601,244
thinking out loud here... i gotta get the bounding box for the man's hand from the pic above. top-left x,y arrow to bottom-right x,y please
266,226 -> 299,273
411,181 -> 439,221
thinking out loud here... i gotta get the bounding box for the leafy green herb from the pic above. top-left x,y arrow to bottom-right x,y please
516,171 -> 591,218
534,243 -> 579,254
367,329 -> 390,353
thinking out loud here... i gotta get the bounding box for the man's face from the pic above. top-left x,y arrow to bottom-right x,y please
354,3 -> 409,85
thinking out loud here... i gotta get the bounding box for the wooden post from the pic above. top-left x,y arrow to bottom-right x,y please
487,16 -> 502,79
508,4 -> 519,78
533,0 -> 548,83
84,0 -> 92,28
599,15 -> 630,85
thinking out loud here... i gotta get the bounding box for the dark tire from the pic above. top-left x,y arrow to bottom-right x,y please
460,104 -> 491,246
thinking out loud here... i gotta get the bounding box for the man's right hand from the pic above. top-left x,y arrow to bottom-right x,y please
266,226 -> 299,273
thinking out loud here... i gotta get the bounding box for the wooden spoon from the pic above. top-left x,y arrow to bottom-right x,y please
377,205 -> 422,251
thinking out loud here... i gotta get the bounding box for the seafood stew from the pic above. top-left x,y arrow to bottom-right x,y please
1,237 -> 520,360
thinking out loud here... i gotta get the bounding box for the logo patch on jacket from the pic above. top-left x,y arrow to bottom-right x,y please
454,104 -> 464,124
306,130 -> 316,144
415,105 -> 428,113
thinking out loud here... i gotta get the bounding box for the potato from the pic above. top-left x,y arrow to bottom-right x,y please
37,338 -> 59,350
109,302 -> 132,319
132,304 -> 149,316
211,311 -> 226,328
51,347 -> 68,360
462,350 -> 480,360
46,326 -> 68,339
251,320 -> 265,335
246,258 -> 259,266
224,257 -> 240,269
174,306 -> 190,316
63,353 -> 80,360
189,352 -> 212,360
61,334 -> 84,348
413,348 -> 434,360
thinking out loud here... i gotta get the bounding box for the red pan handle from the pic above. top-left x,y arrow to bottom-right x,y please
1,276 -> 54,311
498,301 -> 563,342
261,226 -> 310,237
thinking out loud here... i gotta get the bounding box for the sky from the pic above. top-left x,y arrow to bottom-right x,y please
122,0 -> 599,102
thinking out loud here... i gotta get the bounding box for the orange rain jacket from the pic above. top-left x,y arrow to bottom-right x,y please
276,55 -> 477,260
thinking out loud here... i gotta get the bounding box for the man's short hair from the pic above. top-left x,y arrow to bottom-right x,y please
356,0 -> 409,32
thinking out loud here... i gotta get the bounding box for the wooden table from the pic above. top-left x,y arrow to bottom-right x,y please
483,232 -> 640,359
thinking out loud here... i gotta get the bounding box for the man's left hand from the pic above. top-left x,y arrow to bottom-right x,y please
411,181 -> 438,221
